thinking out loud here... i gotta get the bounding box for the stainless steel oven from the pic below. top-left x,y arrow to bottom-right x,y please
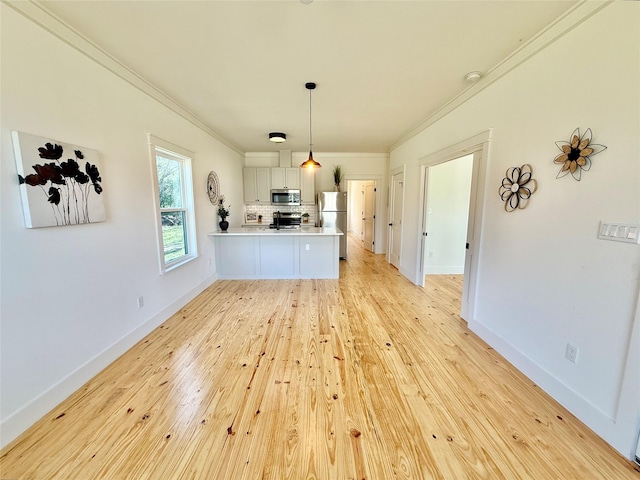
271,189 -> 300,206
269,212 -> 301,229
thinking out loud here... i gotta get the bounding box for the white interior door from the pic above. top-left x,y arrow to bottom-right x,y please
363,182 -> 375,252
388,171 -> 404,268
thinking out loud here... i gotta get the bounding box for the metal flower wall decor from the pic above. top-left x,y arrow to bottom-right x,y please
498,164 -> 537,212
553,128 -> 606,181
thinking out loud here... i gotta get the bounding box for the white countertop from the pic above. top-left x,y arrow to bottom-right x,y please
209,227 -> 343,236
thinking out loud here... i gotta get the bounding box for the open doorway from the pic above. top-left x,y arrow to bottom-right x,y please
416,130 -> 491,322
347,175 -> 381,253
347,180 -> 376,252
422,155 -> 473,314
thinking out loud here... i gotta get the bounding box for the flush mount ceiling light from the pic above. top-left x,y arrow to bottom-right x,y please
269,132 -> 286,143
300,82 -> 322,169
464,71 -> 482,83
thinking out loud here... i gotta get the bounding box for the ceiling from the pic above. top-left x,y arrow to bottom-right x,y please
39,0 -> 577,154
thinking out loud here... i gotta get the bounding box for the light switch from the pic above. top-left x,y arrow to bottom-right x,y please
599,223 -> 610,236
598,221 -> 640,244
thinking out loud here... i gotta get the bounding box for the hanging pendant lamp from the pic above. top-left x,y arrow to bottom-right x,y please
300,82 -> 322,169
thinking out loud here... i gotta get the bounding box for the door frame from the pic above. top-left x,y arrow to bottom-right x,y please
415,130 -> 491,322
388,166 -> 405,267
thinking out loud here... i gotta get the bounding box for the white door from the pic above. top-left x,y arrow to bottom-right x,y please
363,182 -> 375,252
388,171 -> 404,268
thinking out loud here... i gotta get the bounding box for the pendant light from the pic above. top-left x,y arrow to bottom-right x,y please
300,82 -> 322,169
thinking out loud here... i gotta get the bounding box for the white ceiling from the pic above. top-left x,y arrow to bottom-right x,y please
40,0 -> 577,153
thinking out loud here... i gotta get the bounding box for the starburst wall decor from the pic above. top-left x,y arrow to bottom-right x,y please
553,128 -> 606,181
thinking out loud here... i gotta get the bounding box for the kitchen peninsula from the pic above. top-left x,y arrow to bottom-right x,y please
209,227 -> 342,279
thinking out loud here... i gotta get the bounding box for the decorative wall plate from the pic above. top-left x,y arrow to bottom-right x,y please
207,171 -> 220,205
498,164 -> 537,212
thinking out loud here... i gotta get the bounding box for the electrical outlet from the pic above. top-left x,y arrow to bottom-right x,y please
137,296 -> 144,309
565,343 -> 578,363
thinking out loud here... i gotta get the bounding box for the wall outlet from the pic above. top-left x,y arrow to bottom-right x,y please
565,343 -> 578,363
137,296 -> 144,309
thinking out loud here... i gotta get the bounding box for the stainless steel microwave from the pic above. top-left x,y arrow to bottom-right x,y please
271,189 -> 301,206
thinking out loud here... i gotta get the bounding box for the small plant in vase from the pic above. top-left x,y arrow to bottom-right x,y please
258,214 -> 263,224
332,164 -> 343,191
217,196 -> 230,231
302,212 -> 310,224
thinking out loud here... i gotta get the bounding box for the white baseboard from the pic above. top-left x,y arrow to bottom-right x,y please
0,273 -> 218,449
424,266 -> 464,274
467,318 -> 633,458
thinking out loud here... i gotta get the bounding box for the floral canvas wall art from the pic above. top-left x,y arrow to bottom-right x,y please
12,131 -> 105,228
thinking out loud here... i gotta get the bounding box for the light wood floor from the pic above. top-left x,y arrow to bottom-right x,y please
2,234 -> 638,479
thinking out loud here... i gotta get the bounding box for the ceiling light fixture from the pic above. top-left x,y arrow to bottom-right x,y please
269,132 -> 286,143
300,82 -> 322,169
464,71 -> 482,83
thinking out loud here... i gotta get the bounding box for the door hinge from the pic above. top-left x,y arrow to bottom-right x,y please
374,187 -> 377,192
466,242 -> 470,249
423,232 -> 428,236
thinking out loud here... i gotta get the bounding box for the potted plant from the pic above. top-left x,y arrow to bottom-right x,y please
302,212 -> 310,224
217,197 -> 230,231
332,164 -> 343,191
258,214 -> 263,224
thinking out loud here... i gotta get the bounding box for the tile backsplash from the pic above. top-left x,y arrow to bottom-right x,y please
243,204 -> 316,225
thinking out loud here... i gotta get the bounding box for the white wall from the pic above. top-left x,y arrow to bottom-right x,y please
0,5 -> 244,447
425,154 -> 473,274
390,2 -> 639,457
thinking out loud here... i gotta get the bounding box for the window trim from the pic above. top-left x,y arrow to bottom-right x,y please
148,134 -> 198,274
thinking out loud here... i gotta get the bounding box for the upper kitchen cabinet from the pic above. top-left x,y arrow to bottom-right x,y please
271,167 -> 300,190
243,167 -> 271,203
301,167 -> 315,204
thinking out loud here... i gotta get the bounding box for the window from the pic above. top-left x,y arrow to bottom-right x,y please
149,135 -> 197,273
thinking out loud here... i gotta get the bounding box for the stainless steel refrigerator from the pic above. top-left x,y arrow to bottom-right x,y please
317,191 -> 347,259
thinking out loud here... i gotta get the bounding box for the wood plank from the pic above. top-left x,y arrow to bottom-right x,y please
1,234 -> 638,479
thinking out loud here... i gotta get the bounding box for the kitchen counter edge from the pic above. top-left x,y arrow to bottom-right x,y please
208,227 -> 343,236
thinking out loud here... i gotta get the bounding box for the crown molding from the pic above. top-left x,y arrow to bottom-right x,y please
4,0 -> 245,155
390,0 -> 613,151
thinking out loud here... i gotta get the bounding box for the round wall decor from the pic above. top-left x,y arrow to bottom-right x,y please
207,171 -> 220,205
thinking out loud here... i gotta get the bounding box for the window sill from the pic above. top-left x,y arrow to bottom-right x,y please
162,254 -> 197,274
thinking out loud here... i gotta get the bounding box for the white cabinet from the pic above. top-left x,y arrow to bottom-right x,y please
271,167 -> 300,189
301,167 -> 315,204
243,167 -> 271,203
211,230 -> 341,279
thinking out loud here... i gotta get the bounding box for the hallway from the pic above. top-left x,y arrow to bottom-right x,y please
1,235 -> 637,478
